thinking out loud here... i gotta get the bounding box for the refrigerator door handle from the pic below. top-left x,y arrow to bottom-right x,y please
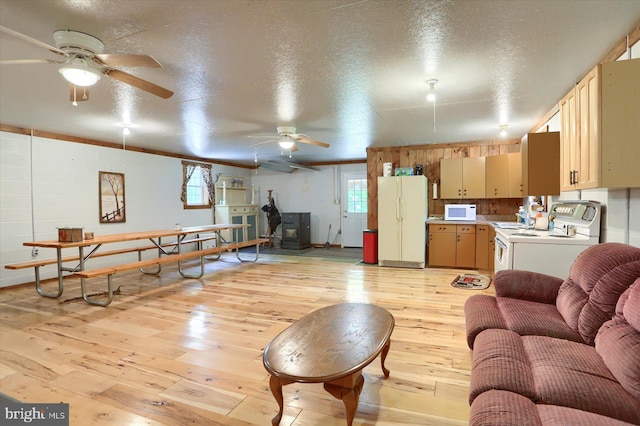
396,198 -> 401,220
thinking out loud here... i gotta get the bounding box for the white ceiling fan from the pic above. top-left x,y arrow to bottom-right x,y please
0,26 -> 174,101
249,126 -> 330,156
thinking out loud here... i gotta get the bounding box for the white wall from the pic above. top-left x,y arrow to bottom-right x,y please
249,163 -> 366,244
0,131 -> 250,288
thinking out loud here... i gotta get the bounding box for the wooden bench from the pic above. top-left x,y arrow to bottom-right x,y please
74,238 -> 269,306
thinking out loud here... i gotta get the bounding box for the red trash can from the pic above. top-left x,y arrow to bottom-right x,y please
363,229 -> 378,264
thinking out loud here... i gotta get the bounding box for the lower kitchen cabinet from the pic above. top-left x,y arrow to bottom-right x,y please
456,225 -> 476,268
475,225 -> 490,269
428,224 -> 456,267
475,225 -> 496,271
214,204 -> 258,242
428,224 -> 476,268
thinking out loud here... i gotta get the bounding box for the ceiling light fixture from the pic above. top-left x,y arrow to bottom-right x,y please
499,124 -> 509,137
59,58 -> 102,87
278,135 -> 295,150
426,79 -> 438,102
426,79 -> 438,132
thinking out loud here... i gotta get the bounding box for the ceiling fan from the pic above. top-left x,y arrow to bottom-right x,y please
0,26 -> 174,100
249,126 -> 330,154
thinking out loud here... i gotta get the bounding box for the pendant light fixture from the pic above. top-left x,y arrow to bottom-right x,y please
426,79 -> 438,102
426,79 -> 438,132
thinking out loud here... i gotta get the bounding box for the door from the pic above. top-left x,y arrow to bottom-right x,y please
377,177 -> 401,261
342,172 -> 368,247
399,176 -> 427,263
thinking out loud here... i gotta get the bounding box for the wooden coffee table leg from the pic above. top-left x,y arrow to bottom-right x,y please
268,375 -> 290,425
323,371 -> 365,426
380,338 -> 391,377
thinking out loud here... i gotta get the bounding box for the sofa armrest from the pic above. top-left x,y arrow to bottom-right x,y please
494,269 -> 564,304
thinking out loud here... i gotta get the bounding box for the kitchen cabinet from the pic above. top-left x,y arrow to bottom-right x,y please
521,132 -> 560,196
486,154 -> 509,198
456,225 -> 476,268
475,225 -> 490,269
428,224 -> 456,267
486,153 -> 523,199
560,67 -> 598,190
560,59 -> 640,190
428,224 -> 476,268
215,205 -> 258,242
440,157 -> 486,199
507,152 -> 523,198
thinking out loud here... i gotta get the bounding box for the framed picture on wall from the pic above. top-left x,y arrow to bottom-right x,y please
99,171 -> 126,223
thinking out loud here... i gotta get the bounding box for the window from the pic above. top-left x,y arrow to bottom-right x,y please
181,161 -> 214,209
346,178 -> 367,213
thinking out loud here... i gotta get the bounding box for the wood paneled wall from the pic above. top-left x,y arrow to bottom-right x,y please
367,140 -> 522,229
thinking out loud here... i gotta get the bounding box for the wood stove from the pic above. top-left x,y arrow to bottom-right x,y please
281,212 -> 311,249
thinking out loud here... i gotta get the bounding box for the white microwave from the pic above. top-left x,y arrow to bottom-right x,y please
444,204 -> 477,221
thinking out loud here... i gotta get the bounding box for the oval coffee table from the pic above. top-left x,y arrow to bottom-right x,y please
263,303 -> 395,425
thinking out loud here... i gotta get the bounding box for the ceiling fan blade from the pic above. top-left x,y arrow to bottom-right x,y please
291,144 -> 299,152
247,134 -> 278,139
0,25 -> 68,58
0,59 -> 65,65
293,134 -> 330,148
105,68 -> 174,99
95,53 -> 162,68
250,139 -> 277,148
69,84 -> 89,103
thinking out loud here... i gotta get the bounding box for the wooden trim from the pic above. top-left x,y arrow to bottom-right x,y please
529,103 -> 560,133
601,20 -> 640,63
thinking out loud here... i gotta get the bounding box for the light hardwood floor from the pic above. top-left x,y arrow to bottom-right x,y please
0,254 -> 494,425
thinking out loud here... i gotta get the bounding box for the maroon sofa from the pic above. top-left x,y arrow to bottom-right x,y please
464,242 -> 640,425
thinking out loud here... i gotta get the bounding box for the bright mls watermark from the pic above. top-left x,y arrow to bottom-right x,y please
2,403 -> 69,425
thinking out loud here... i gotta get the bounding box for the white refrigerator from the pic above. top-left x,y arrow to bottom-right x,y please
377,175 -> 428,268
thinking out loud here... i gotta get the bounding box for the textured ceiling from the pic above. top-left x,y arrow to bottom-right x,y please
1,0 -> 639,166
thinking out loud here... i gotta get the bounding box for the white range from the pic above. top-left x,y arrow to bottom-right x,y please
494,201 -> 601,279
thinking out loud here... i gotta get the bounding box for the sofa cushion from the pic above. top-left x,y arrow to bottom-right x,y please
596,280 -> 640,401
556,243 -> 640,345
470,329 -> 640,424
470,390 -> 636,426
469,329 -> 536,403
496,297 -> 582,342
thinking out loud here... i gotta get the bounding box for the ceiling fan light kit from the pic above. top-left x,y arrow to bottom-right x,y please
59,60 -> 102,86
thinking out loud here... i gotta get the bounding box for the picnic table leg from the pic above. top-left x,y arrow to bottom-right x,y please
178,255 -> 205,279
81,274 -> 114,306
36,247 -> 64,298
34,263 -> 63,298
235,243 -> 261,262
140,237 -> 163,274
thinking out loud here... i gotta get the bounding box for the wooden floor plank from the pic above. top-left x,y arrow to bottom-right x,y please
0,253 -> 493,425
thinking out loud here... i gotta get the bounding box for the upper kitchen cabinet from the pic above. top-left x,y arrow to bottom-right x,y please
485,154 -> 509,198
485,152 -> 523,199
507,152 -> 523,198
521,132 -> 560,196
560,59 -> 640,190
440,157 -> 486,199
601,59 -> 640,188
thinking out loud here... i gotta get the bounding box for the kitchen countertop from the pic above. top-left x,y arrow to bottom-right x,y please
426,215 -> 517,226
